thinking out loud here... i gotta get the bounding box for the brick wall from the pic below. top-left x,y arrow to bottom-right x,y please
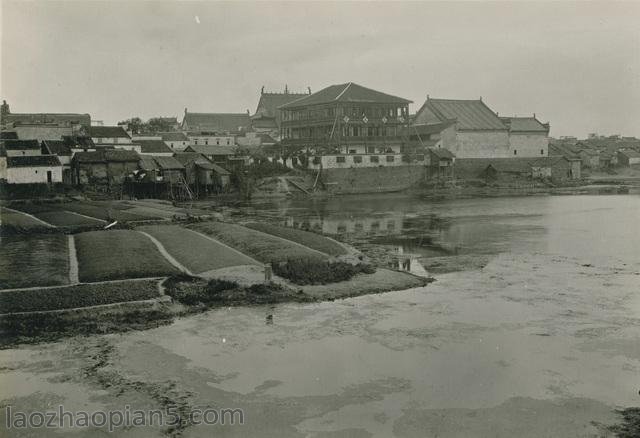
320,165 -> 424,194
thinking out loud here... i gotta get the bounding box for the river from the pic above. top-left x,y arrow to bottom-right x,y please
1,193 -> 639,437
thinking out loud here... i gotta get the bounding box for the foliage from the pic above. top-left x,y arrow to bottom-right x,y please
0,279 -> 159,313
245,160 -> 292,179
245,222 -> 348,256
117,117 -> 144,134
230,170 -> 256,200
163,275 -> 239,305
117,116 -> 178,135
272,257 -> 375,285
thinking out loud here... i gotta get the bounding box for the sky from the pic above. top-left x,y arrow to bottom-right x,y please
1,1 -> 639,138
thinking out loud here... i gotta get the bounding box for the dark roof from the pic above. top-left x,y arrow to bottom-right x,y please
2,112 -> 91,127
500,117 -> 549,133
73,149 -> 140,163
7,155 -> 61,167
529,156 -> 568,167
42,140 -> 72,156
173,152 -> 210,165
137,139 -> 173,154
1,139 -> 40,150
0,131 -> 18,139
279,82 -> 412,109
406,121 -> 455,136
256,133 -> 277,144
253,92 -> 311,118
62,135 -> 95,148
415,98 -> 507,131
86,126 -> 131,139
153,156 -> 184,170
160,132 -> 189,142
619,149 -> 640,158
429,147 -> 455,159
182,112 -> 251,133
549,143 -> 581,159
138,156 -> 158,171
185,145 -> 237,156
196,162 -> 231,175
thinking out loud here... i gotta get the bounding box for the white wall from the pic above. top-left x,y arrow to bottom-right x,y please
509,133 -> 548,157
453,131 -> 511,158
308,153 -> 423,170
7,165 -> 63,184
6,149 -> 41,157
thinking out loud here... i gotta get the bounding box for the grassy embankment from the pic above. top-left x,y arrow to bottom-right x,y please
75,230 -> 180,282
0,235 -> 69,289
244,222 -> 348,256
137,224 -> 259,274
187,221 -> 327,263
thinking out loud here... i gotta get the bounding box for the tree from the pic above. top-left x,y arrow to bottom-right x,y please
147,117 -> 177,133
117,117 -> 144,134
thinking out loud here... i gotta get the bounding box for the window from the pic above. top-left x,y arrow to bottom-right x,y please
47,170 -> 52,183
336,156 -> 346,163
349,149 -> 357,154
513,150 -> 517,155
540,149 -> 544,155
205,140 -> 208,145
353,156 -> 363,163
216,140 -> 220,145
386,155 -> 395,162
194,140 -> 198,145
370,156 -> 379,163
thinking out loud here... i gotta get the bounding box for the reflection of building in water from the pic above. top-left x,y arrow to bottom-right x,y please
283,212 -> 406,236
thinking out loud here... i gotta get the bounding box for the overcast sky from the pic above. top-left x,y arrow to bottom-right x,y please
1,1 -> 639,138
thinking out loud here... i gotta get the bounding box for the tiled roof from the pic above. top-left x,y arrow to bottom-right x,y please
253,92 -> 310,118
182,112 -> 250,133
406,121 -> 455,136
279,82 -> 412,109
42,140 -> 72,156
549,143 -> 580,159
196,162 -> 231,175
428,147 -> 455,159
137,139 -> 173,154
619,149 -> 640,158
153,156 -> 184,170
173,152 -> 210,165
500,117 -> 549,133
415,98 -> 507,131
0,131 -> 18,139
185,145 -> 237,156
87,126 -> 131,139
159,132 -> 189,142
73,149 -> 140,163
2,112 -> 91,127
1,139 -> 41,150
62,135 -> 95,149
7,155 -> 61,167
138,156 -> 158,171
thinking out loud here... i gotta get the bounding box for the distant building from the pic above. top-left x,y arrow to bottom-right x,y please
184,144 -> 240,166
1,139 -> 41,157
5,155 -> 63,184
42,140 -> 74,183
181,110 -> 251,133
13,124 -> 76,141
251,87 -> 311,138
280,82 -> 412,163
0,100 -> 91,129
136,139 -> 173,157
86,126 -> 141,153
72,149 -> 140,186
159,132 -> 190,151
174,152 -> 231,192
617,149 -> 640,166
500,116 -> 549,157
186,132 -> 235,147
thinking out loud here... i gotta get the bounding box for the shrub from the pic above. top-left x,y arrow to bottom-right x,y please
247,282 -> 285,295
272,257 -> 376,285
164,276 -> 239,305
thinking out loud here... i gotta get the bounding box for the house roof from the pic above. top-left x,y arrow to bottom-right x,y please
529,156 -> 568,167
173,152 -> 210,165
500,116 -> 549,133
196,162 -> 231,175
86,126 -> 131,139
153,156 -> 184,170
159,131 -> 189,142
182,112 -> 251,133
138,156 -> 158,171
428,147 -> 455,159
279,82 -> 412,109
0,131 -> 18,139
42,140 -> 72,156
619,149 -> 640,158
73,149 -> 140,163
185,145 -> 237,156
253,92 -> 311,118
549,143 -> 581,159
2,112 -> 91,127
137,139 -> 173,154
7,155 -> 61,168
415,98 -> 507,131
62,135 -> 95,149
406,121 -> 455,136
1,139 -> 41,150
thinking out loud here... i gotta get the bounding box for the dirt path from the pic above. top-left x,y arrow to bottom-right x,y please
67,235 -> 79,284
136,231 -> 194,276
2,206 -> 56,228
64,210 -> 107,224
182,228 -> 263,266
248,227 -> 331,258
0,276 -> 165,293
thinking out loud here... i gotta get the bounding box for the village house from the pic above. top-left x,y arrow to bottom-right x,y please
174,152 -> 231,193
184,144 -> 240,166
251,86 -> 311,139
500,116 -> 549,157
160,132 -> 190,151
42,140 -> 74,184
5,155 -> 63,184
548,143 -> 582,178
181,110 -> 251,134
186,132 -> 235,147
136,139 -> 174,157
529,156 -> 577,181
86,126 -> 141,152
617,149 -> 640,166
151,156 -> 186,184
1,139 -> 41,157
1,100 -> 91,129
72,149 -> 140,186
279,82 -> 413,168
425,147 -> 455,180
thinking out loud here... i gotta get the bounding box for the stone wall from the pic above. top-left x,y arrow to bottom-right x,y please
509,133 -> 548,157
320,165 -> 424,194
453,131 -> 510,158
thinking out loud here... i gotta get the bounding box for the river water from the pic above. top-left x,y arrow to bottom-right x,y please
1,193 -> 639,437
